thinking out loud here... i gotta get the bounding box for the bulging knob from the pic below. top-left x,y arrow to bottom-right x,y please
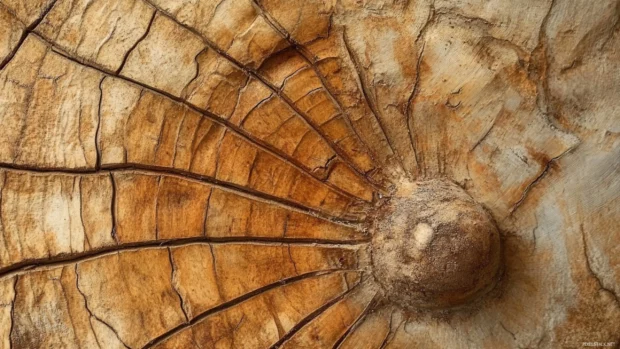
371,179 -> 501,310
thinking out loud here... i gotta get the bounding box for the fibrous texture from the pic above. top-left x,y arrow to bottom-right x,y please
0,0 -> 618,348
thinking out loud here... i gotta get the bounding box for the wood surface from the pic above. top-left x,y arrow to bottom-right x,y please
0,0 -> 618,348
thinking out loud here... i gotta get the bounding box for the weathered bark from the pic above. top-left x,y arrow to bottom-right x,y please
0,0 -> 618,348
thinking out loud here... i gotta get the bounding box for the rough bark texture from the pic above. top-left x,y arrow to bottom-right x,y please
0,0 -> 618,348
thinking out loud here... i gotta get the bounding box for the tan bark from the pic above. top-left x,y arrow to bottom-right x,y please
0,0 -> 618,348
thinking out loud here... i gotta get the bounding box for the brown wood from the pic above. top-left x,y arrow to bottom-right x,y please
0,0 -> 618,348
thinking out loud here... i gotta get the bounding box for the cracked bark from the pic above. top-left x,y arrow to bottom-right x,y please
256,2 -> 390,176
271,281 -> 362,349
1,1 -> 618,347
141,1 -> 379,191
75,265 -> 130,349
145,270 -> 350,348
26,32 -> 370,206
167,248 -> 189,323
581,225 -> 620,307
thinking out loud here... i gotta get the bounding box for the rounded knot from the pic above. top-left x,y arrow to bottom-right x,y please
371,179 -> 501,310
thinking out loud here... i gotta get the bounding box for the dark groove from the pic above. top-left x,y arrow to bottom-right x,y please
0,162 -> 366,226
405,42 -> 426,175
378,310 -> 396,349
167,247 -> 190,322
109,172 -> 118,243
0,0 -> 58,71
333,292 -> 379,348
0,236 -> 368,281
140,0 -> 383,193
95,77 -> 105,170
340,28 -> 408,177
75,265 -> 131,349
8,276 -> 17,349
252,0 -> 391,187
509,143 -> 578,214
270,282 -> 362,348
380,316 -> 407,349
115,9 -> 156,75
26,32 -> 366,206
143,270 -> 355,348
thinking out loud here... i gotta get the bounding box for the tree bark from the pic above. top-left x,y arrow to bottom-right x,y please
0,0 -> 618,348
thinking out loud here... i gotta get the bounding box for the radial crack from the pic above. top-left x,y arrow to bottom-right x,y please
581,224 -> 620,307
253,0 -> 392,182
271,281 -> 362,348
74,265 -> 130,349
144,270 -> 349,348
0,238 -> 367,282
8,276 -> 18,349
510,144 -> 578,215
26,32 -> 366,205
332,291 -> 379,348
341,28 -> 407,177
140,1 -> 381,191
167,247 -> 189,322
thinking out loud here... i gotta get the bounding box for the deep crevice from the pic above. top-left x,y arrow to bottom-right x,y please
143,270 -> 357,348
0,163 -> 367,226
270,282 -> 363,348
0,238 -> 368,281
332,292 -> 379,348
140,0 -> 384,194
167,247 -> 190,323
27,32 -> 369,207
74,265 -> 131,349
0,0 -> 58,71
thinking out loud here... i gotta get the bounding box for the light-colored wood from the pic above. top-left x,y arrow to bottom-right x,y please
0,0 -> 618,348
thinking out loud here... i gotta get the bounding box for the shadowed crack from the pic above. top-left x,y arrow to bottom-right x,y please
95,77 -> 105,170
332,291 -> 379,349
0,163 -> 368,226
405,42 -> 426,175
144,270 -> 359,348
140,0 -> 383,191
167,248 -> 189,322
287,245 -> 299,275
380,313 -> 406,349
270,281 -> 363,349
8,276 -> 18,349
510,143 -> 579,215
499,321 -> 517,341
115,10 -> 157,75
0,0 -> 58,71
581,224 -> 620,307
0,239 -> 368,282
22,31 -> 371,207
377,310 -> 396,349
74,265 -> 131,349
